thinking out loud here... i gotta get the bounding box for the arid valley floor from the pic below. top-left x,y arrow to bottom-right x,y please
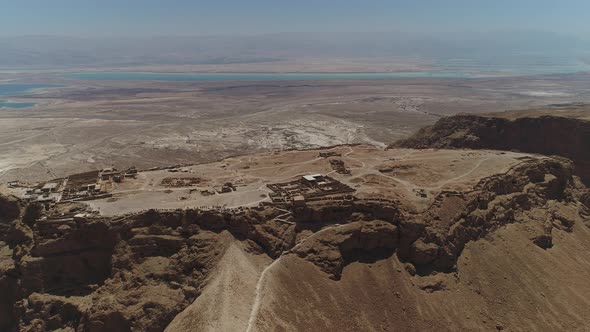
3,68 -> 590,183
1,67 -> 590,332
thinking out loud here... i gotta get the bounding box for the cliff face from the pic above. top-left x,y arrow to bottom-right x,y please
0,195 -> 21,223
0,195 -> 21,239
0,195 -> 22,331
0,207 -> 294,332
1,154 -> 589,331
248,158 -> 590,332
394,114 -> 590,185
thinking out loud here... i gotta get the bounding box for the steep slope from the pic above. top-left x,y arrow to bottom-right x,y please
245,158 -> 590,331
393,109 -> 590,185
0,195 -> 21,224
0,194 -> 22,331
165,240 -> 270,332
251,220 -> 590,331
1,150 -> 589,331
0,207 -> 294,332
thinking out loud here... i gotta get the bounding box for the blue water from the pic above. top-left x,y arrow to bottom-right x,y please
61,71 -> 479,81
0,100 -> 36,109
0,83 -> 60,96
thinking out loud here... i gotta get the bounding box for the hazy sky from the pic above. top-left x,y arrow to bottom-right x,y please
2,0 -> 589,37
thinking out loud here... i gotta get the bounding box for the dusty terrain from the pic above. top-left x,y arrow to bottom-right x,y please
1,69 -> 590,331
82,146 -> 534,216
2,71 -> 590,183
1,137 -> 590,331
394,104 -> 590,185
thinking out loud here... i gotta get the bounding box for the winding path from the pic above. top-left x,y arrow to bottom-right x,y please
245,224 -> 343,332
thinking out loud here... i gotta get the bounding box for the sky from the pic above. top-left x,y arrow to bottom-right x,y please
1,0 -> 590,37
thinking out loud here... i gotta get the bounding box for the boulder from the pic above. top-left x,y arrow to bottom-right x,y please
410,240 -> 440,266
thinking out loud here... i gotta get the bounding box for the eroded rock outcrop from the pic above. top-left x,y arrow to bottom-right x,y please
394,114 -> 590,184
0,194 -> 23,331
1,153 -> 588,331
0,203 -> 307,331
290,158 -> 588,277
0,195 -> 21,223
416,158 -> 583,271
293,221 -> 398,279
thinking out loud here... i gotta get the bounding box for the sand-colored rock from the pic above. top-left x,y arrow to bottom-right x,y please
293,220 -> 398,279
165,240 -> 270,332
394,108 -> 590,185
1,140 -> 589,331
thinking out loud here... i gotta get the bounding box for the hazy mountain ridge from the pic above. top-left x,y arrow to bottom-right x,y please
1,30 -> 588,68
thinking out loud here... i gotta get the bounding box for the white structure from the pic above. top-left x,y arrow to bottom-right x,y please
80,184 -> 97,192
303,174 -> 323,182
41,183 -> 59,193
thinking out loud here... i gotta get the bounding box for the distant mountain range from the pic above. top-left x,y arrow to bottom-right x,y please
0,30 -> 589,68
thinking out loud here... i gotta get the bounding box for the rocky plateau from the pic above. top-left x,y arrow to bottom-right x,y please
1,110 -> 590,331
